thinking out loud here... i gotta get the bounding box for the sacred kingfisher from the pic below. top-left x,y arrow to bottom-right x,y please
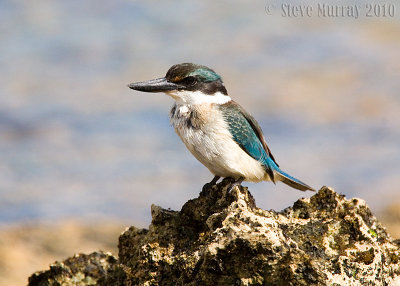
128,63 -> 314,192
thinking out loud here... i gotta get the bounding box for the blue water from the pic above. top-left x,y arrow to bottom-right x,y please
1,1 -> 399,227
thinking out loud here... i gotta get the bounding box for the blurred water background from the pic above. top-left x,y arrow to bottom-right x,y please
0,0 -> 400,284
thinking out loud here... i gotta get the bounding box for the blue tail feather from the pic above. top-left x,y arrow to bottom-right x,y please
264,158 -> 314,192
274,167 -> 315,192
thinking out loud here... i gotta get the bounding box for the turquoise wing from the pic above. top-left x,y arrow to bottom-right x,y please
219,101 -> 278,180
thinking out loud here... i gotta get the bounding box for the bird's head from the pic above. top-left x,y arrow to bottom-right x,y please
128,63 -> 230,105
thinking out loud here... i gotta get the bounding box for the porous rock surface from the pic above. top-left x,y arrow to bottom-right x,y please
29,179 -> 400,285
28,251 -> 117,286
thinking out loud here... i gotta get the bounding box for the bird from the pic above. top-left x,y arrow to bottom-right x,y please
128,63 -> 315,192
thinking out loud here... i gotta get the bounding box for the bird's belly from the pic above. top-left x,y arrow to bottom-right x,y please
171,107 -> 266,182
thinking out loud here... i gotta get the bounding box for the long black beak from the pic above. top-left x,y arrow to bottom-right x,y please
128,77 -> 184,93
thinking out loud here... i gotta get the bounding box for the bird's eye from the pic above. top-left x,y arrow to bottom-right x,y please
181,76 -> 197,86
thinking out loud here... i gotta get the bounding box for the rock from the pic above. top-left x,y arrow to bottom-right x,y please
28,179 -> 400,285
28,251 -> 117,286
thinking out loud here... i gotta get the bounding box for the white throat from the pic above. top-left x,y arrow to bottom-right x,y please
166,90 -> 231,105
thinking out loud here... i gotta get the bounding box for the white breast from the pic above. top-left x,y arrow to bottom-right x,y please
169,103 -> 267,182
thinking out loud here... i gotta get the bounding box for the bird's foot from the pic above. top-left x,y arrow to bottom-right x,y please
227,177 -> 244,192
202,176 -> 221,193
209,176 -> 221,185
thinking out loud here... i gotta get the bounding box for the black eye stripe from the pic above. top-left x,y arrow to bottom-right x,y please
179,76 -> 197,85
182,80 -> 227,95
